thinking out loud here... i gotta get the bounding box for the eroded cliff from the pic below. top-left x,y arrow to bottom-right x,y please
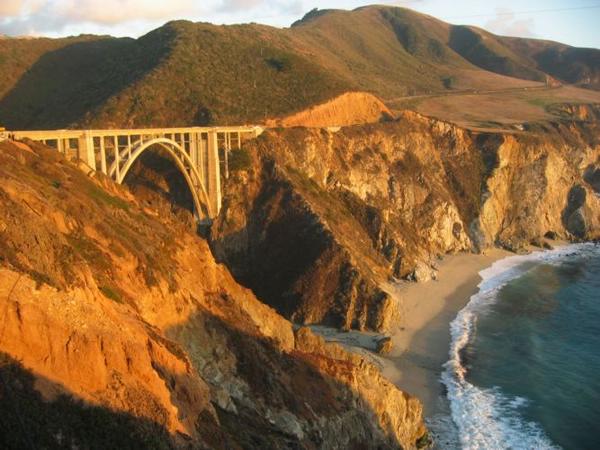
0,140 -> 427,449
210,108 -> 600,332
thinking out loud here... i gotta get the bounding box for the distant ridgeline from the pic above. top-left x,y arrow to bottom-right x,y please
0,5 -> 599,129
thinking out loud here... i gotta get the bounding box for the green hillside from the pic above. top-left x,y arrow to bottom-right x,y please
0,5 -> 598,129
85,21 -> 351,127
0,29 -> 173,128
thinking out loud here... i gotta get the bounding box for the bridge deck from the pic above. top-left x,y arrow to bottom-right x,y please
10,126 -> 263,140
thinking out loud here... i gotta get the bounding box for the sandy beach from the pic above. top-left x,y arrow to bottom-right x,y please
309,246 -> 563,422
380,248 -> 512,417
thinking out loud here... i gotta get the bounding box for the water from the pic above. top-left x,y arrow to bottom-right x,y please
439,243 -> 600,450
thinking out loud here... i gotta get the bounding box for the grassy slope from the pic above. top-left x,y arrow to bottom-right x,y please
85,21 -> 351,127
392,85 -> 600,130
0,28 -> 175,129
287,6 -> 538,97
287,6 -> 461,97
0,5 -> 598,129
447,25 -> 547,82
500,35 -> 600,88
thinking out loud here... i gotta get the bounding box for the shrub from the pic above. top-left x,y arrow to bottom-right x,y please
99,285 -> 123,303
265,56 -> 291,72
229,148 -> 252,172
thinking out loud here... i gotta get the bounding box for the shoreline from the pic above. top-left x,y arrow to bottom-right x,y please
380,248 -> 512,417
309,242 -> 575,419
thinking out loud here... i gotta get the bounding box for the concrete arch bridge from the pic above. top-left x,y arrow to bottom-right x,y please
9,126 -> 263,221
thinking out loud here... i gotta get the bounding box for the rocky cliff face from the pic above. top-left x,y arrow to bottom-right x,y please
0,140 -> 426,449
210,108 -> 600,332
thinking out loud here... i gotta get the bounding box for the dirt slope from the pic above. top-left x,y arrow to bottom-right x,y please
266,92 -> 393,127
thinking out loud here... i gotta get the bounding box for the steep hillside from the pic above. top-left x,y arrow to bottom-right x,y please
0,31 -> 173,129
84,21 -> 351,128
0,20 -> 353,129
0,139 -> 427,449
0,35 -> 99,100
302,5 -> 598,91
0,5 -> 599,129
210,109 -> 600,332
288,6 -> 540,96
447,25 -> 546,82
501,36 -> 600,89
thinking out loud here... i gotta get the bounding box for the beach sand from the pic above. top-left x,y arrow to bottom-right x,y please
309,248 -> 521,417
380,248 -> 511,417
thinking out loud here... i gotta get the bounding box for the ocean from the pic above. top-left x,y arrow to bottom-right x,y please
438,243 -> 600,450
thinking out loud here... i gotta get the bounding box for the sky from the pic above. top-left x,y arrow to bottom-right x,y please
1,0 -> 599,48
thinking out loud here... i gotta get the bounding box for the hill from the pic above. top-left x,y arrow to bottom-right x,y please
500,35 -> 600,89
0,5 -> 599,129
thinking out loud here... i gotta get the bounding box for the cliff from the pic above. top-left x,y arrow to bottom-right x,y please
210,108 -> 600,332
0,140 -> 427,449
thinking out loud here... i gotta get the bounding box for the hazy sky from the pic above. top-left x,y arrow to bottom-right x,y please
1,0 -> 599,48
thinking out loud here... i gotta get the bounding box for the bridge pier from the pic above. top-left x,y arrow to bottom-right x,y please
78,130 -> 96,171
206,131 -> 222,215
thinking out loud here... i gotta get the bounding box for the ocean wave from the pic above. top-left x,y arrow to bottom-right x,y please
440,243 -> 597,450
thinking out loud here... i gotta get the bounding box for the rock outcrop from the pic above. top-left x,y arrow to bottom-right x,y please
211,110 -> 600,332
0,140 -> 427,449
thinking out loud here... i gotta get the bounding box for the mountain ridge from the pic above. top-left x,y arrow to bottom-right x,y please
0,5 -> 598,129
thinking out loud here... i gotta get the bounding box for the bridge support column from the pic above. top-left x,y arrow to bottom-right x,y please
224,132 -> 230,180
206,131 -> 221,218
78,131 -> 96,171
113,136 -> 120,181
57,138 -> 64,155
99,137 -> 107,174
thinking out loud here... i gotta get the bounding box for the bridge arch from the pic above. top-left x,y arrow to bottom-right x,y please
11,126 -> 263,220
113,137 -> 213,219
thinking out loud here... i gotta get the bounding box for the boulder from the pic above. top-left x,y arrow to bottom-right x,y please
376,337 -> 393,354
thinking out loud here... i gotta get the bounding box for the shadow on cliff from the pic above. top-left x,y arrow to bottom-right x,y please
209,156 -> 397,332
584,164 -> 600,195
0,28 -> 174,130
210,166 -> 333,320
166,305 -> 421,449
123,149 -> 195,216
562,184 -> 588,239
0,352 -> 179,450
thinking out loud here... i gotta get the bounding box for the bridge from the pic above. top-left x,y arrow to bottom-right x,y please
8,126 -> 263,221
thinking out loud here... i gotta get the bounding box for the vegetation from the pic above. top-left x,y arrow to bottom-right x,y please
0,5 -> 598,129
99,284 -> 124,303
448,25 -> 545,82
84,21 -> 350,128
229,148 -> 253,172
87,184 -> 130,210
442,76 -> 456,89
